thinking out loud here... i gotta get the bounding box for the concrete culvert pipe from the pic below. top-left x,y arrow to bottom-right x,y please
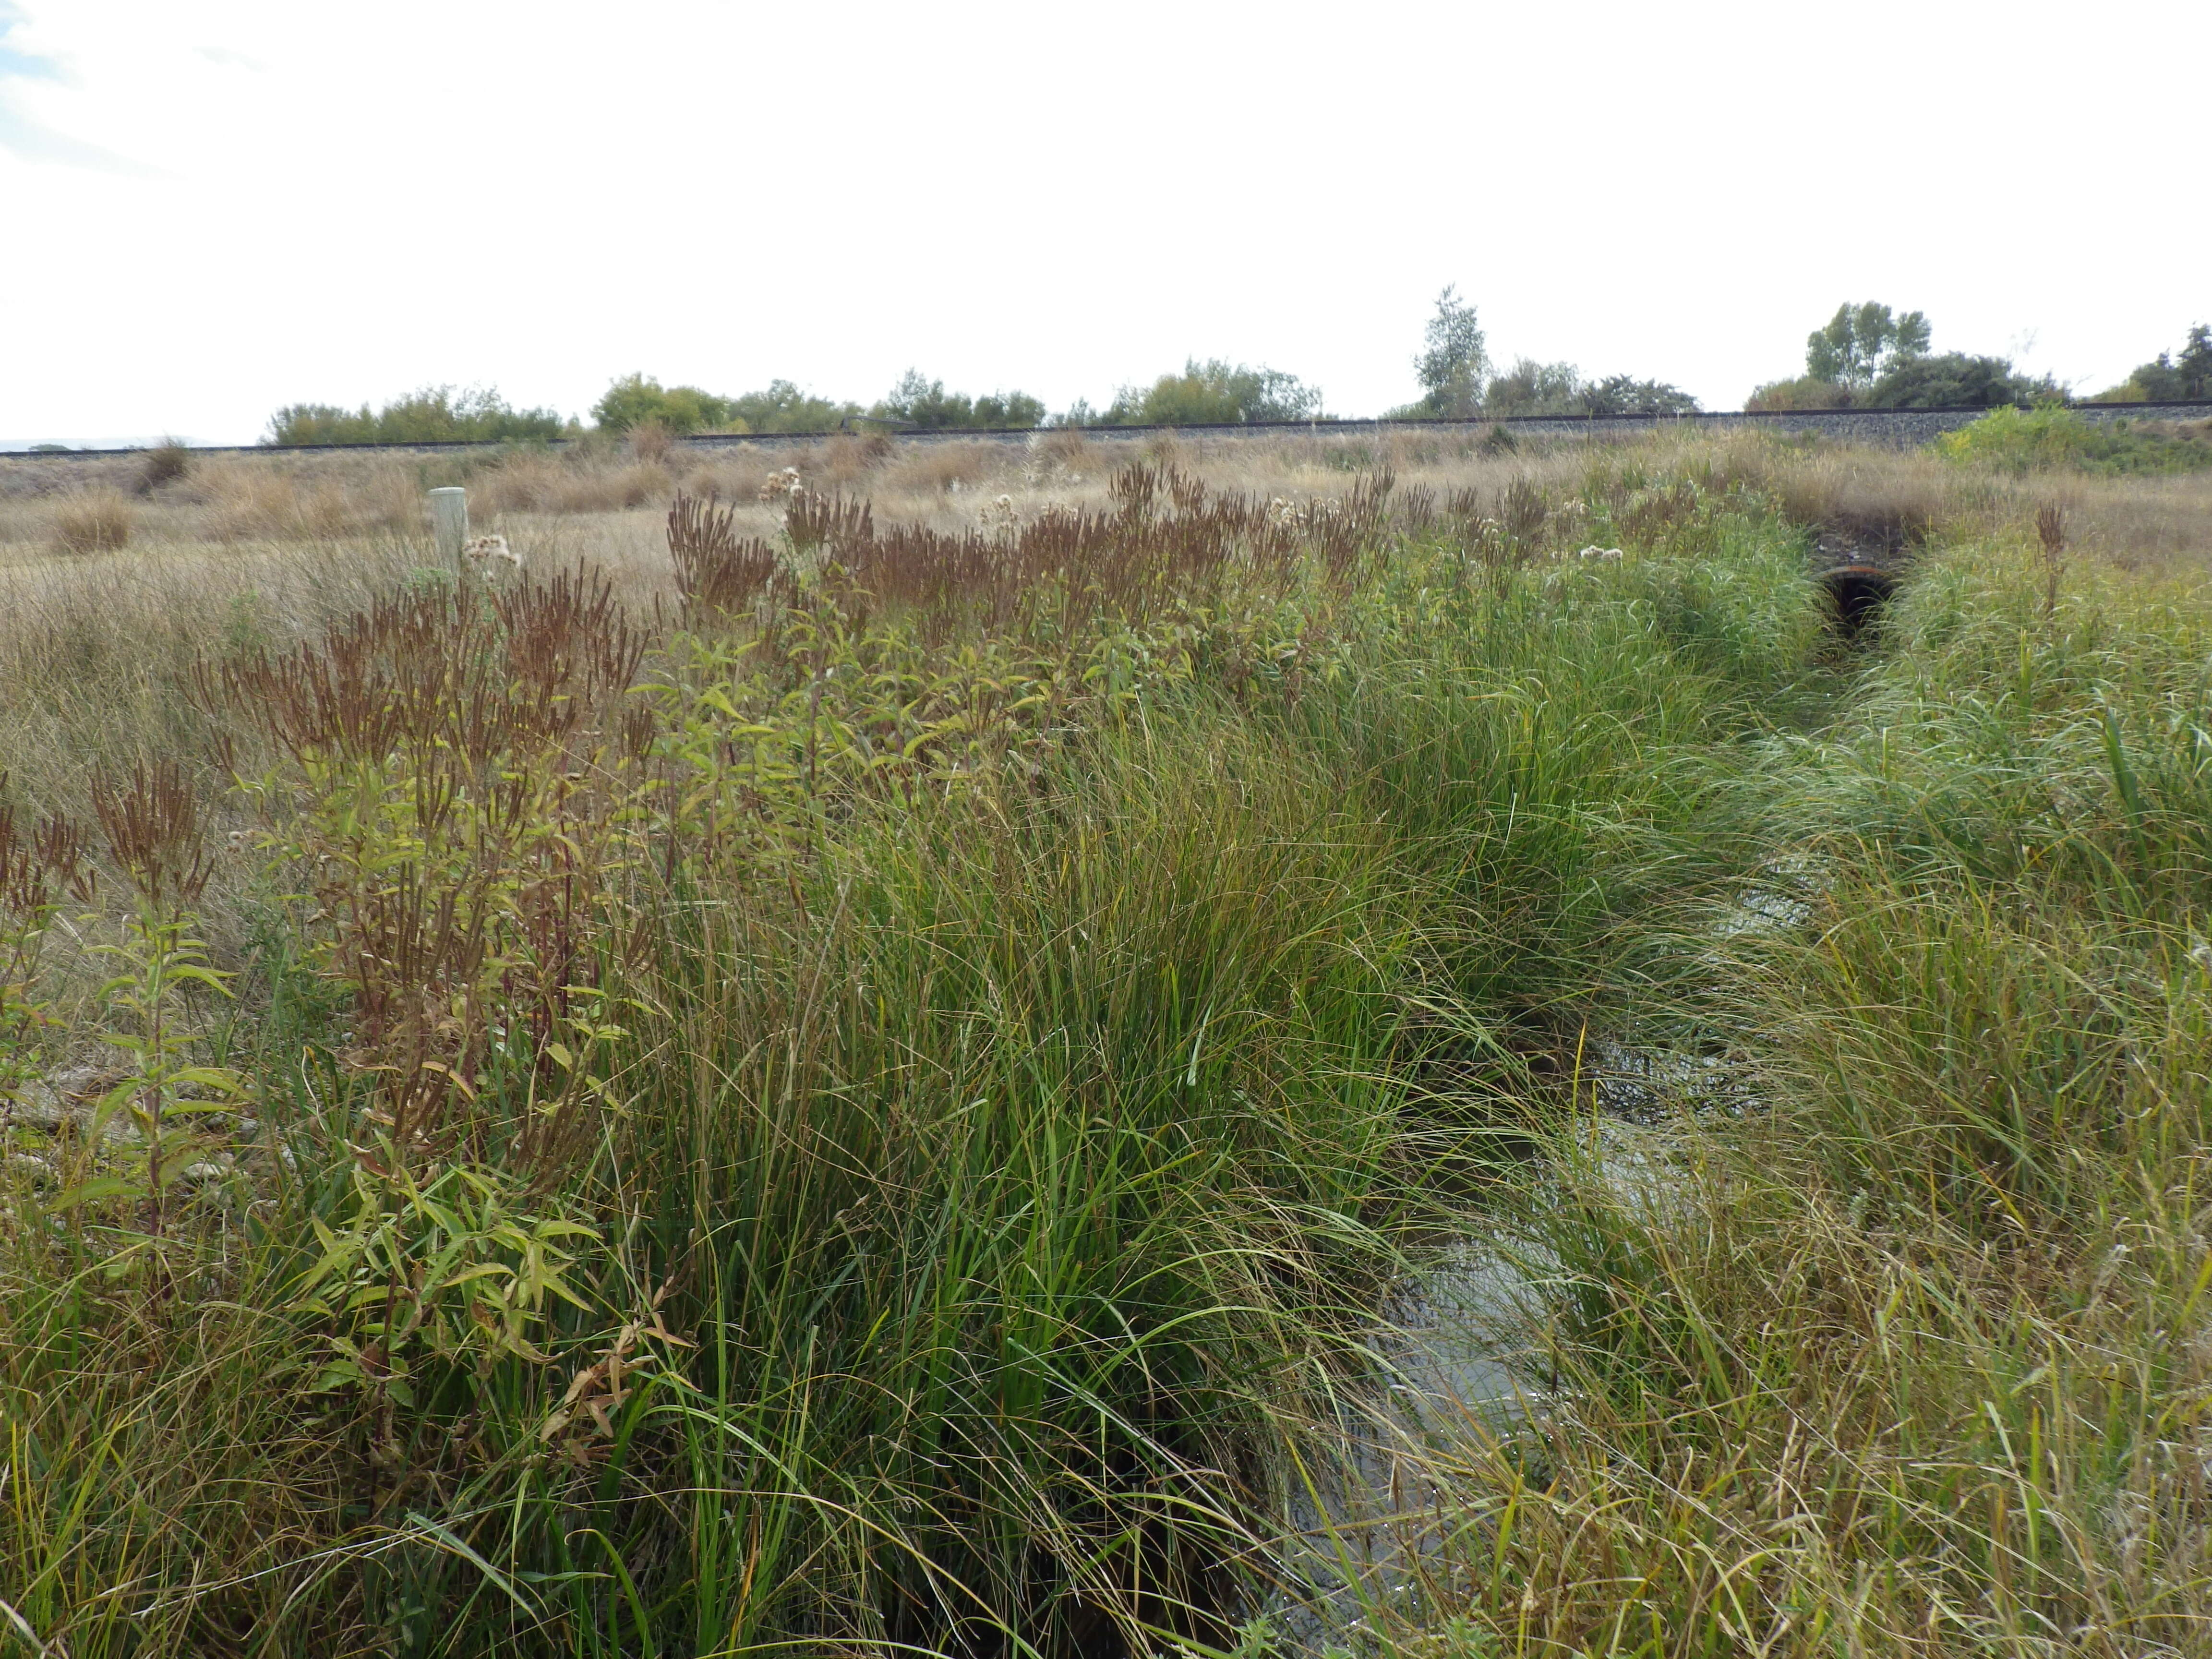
1820,564 -> 1897,638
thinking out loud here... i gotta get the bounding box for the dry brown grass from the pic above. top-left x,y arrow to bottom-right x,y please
6,426 -> 2206,571
47,489 -> 135,555
1696,431 -> 2212,571
5,427 -> 2207,839
0,428 -> 1591,840
626,420 -> 676,464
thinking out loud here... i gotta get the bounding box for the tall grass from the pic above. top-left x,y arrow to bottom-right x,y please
1343,532 -> 2212,1656
0,447 -> 1818,1653
1297,493 -> 1825,1024
21,435 -> 2185,1657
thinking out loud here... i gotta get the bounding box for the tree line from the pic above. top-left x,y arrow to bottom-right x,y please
261,296 -> 2210,446
1750,304 -> 2210,412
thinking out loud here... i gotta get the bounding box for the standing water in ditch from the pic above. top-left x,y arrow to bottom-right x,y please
1258,641 -> 1865,1651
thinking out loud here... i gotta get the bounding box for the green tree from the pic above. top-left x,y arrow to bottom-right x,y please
726,381 -> 862,433
267,386 -> 567,446
1412,286 -> 1489,417
1479,359 -> 1582,417
1477,360 -> 1697,418
1575,374 -> 1700,416
2096,324 -> 2212,402
1866,351 -> 2043,409
1102,359 -> 1321,426
591,374 -> 737,435
873,371 -> 1044,430
2177,325 -> 2212,397
1805,302 -> 1932,391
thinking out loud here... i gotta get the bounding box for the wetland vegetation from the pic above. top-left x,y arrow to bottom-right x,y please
2,423 -> 2211,1655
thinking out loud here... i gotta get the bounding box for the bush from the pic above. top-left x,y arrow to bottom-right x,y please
49,489 -> 134,553
871,370 -> 1045,430
1865,351 -> 2044,409
1935,403 -> 2212,474
267,386 -> 567,446
1745,375 -> 1852,411
726,378 -> 862,433
2088,323 -> 2212,403
1102,359 -> 1322,425
1471,360 -> 1699,418
1572,373 -> 1700,416
595,375 -> 862,435
590,373 -> 732,435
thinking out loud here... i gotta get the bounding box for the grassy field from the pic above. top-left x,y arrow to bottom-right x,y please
1,425 -> 2210,1655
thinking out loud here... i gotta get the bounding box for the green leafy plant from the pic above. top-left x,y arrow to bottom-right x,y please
57,764 -> 251,1249
1867,349 -> 2046,408
593,373 -> 866,435
871,369 -> 1045,430
291,1153 -> 599,1410
1103,358 -> 1323,425
1936,403 -> 2212,473
266,385 -> 567,446
205,572 -> 655,1175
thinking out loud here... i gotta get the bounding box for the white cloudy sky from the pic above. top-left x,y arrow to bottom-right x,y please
1,0 -> 2205,445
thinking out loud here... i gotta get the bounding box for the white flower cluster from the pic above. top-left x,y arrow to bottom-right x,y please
756,467 -> 804,503
981,493 -> 1020,528
1574,545 -> 1625,561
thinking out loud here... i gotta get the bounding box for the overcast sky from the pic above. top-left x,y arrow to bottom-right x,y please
2,0 -> 2205,445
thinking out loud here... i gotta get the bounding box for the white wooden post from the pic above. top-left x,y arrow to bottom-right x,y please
429,487 -> 469,564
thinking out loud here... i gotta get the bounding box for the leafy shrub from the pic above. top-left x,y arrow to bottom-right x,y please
727,378 -> 862,432
1936,404 -> 2212,474
266,385 -> 567,446
1745,374 -> 1852,411
1103,358 -> 1322,425
2089,323 -> 2212,403
1472,359 -> 1698,418
871,370 -> 1045,429
1474,358 -> 1580,416
594,374 -> 863,435
590,373 -> 733,435
1866,351 -> 2046,408
1387,291 -> 1695,421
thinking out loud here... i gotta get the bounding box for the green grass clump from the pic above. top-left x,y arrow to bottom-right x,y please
1356,532 -> 2212,1657
1300,492 -> 1826,1022
347,716 -> 1429,1654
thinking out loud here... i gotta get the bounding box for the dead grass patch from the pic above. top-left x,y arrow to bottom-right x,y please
881,441 -> 1001,497
48,489 -> 135,554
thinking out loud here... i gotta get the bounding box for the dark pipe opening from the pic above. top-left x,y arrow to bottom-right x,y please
1819,565 -> 1897,638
